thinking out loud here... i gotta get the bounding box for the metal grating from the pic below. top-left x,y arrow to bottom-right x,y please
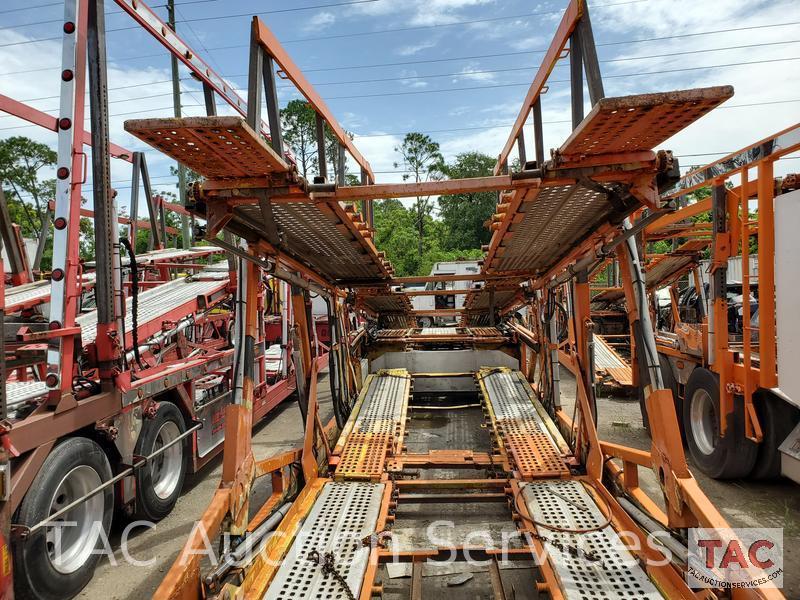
124,116 -> 288,179
5,280 -> 54,311
336,432 -> 391,479
559,87 -> 733,157
490,184 -> 610,275
480,369 -> 569,479
521,480 -> 663,599
237,202 -> 388,283
468,326 -> 504,337
6,273 -> 97,312
6,380 -> 48,407
336,371 -> 409,480
375,329 -> 412,340
594,336 -> 632,387
591,287 -> 625,305
264,481 -> 384,600
76,273 -> 228,345
645,240 -> 708,290
363,294 -> 411,314
419,327 -> 457,335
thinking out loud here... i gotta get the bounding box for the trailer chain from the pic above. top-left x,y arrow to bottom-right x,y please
307,549 -> 356,600
524,530 -> 604,566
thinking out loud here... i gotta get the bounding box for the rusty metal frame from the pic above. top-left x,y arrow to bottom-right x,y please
252,18 -> 373,183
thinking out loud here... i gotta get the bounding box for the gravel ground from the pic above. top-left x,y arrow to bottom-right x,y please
78,370 -> 798,598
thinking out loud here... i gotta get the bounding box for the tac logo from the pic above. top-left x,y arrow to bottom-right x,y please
687,528 -> 784,589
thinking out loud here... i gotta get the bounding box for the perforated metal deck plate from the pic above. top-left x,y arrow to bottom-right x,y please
5,273 -> 97,312
264,481 -> 384,600
594,336 -> 632,387
645,240 -> 708,289
6,380 -> 48,407
479,369 -> 569,479
76,273 -> 228,345
521,480 -> 663,599
124,116 -> 288,179
235,201 -> 390,283
559,87 -> 733,157
337,371 -> 409,480
488,183 -> 611,276
419,327 -> 457,336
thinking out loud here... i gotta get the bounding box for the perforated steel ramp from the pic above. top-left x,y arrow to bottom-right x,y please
420,327 -> 457,335
559,87 -> 732,158
264,481 -> 384,600
521,480 -> 663,599
124,116 -> 289,179
645,239 -> 709,290
5,273 -> 96,313
5,380 -> 48,409
76,273 -> 228,346
478,368 -> 569,479
595,336 -> 633,387
125,117 -> 393,286
336,371 -> 409,480
484,183 -> 615,277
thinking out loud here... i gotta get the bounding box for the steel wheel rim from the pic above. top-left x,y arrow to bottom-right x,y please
690,388 -> 718,456
45,465 -> 104,575
151,420 -> 182,500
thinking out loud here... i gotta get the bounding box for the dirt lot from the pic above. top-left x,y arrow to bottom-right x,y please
78,370 -> 798,598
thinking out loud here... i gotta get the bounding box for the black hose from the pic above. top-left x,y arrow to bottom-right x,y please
326,297 -> 346,429
120,238 -> 145,370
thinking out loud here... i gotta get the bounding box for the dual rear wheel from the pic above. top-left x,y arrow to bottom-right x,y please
13,402 -> 188,600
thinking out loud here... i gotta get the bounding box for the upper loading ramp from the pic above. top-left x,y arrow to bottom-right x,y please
483,88 -> 731,279
125,116 -> 393,285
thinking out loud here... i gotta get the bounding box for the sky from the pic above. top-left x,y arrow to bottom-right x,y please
0,0 -> 798,221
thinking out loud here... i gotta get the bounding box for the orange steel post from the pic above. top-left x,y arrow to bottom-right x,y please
710,182 -> 732,433
494,0 -> 582,173
757,159 -> 777,388
740,167 -> 761,441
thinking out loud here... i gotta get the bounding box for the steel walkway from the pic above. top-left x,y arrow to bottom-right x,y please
76,272 -> 228,345
478,367 -> 570,479
335,370 -> 410,480
521,479 -> 663,599
263,481 -> 385,600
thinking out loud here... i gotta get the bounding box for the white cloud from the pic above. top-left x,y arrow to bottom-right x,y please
396,69 -> 429,88
452,63 -> 495,83
396,40 -> 438,56
303,11 -> 336,32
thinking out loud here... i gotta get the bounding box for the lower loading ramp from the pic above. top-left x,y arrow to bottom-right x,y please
521,479 -> 663,599
335,370 -> 410,480
478,367 -> 570,479
264,481 -> 385,599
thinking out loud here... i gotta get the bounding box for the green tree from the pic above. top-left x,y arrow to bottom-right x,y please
0,136 -> 57,239
281,99 -> 318,179
438,151 -> 496,250
373,198 -> 482,276
393,133 -> 444,256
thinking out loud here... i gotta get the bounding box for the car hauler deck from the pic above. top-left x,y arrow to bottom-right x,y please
115,1 -> 783,598
0,1 -> 333,597
642,124 -> 800,482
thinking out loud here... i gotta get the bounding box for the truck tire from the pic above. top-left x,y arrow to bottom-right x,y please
134,402 -> 188,521
750,393 -> 800,480
13,437 -> 114,600
683,368 -> 757,479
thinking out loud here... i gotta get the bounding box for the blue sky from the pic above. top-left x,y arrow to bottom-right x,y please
0,0 -> 798,218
